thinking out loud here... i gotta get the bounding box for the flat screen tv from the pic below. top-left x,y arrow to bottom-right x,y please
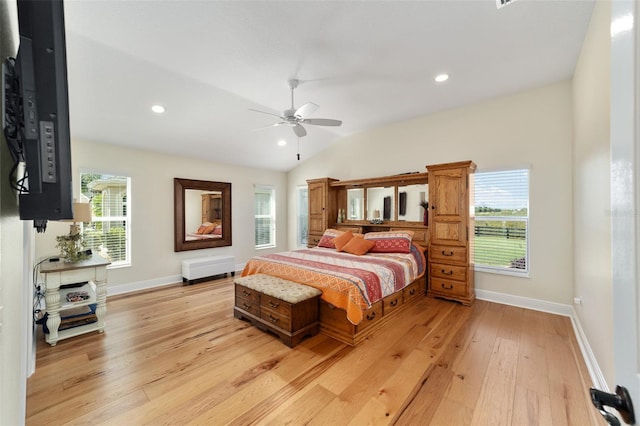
2,0 -> 73,232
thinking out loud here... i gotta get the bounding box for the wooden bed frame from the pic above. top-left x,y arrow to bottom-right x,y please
318,274 -> 427,346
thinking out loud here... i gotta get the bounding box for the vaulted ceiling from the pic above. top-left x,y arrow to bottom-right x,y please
62,0 -> 595,172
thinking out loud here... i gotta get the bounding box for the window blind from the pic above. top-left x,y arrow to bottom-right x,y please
474,169 -> 529,275
255,185 -> 275,248
80,173 -> 131,266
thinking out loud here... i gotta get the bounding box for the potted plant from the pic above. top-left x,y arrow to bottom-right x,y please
419,200 -> 429,226
55,233 -> 90,263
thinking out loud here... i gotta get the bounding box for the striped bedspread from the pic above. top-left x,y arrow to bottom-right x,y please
241,245 -> 426,325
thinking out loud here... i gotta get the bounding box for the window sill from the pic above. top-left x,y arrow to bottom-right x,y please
475,265 -> 530,278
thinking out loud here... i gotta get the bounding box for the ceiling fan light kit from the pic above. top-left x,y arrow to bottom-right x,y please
250,79 -> 342,138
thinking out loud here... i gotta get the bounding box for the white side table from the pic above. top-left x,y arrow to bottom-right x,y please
40,255 -> 110,346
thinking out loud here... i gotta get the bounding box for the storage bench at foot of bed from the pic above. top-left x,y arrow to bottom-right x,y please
233,274 -> 321,347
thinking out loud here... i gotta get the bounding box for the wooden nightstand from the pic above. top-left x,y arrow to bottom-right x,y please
39,255 -> 111,346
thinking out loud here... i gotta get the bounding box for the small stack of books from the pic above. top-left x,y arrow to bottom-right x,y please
42,304 -> 98,333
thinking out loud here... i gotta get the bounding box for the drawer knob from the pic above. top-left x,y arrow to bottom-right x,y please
243,290 -> 251,297
442,269 -> 453,275
366,312 -> 376,321
441,250 -> 454,256
390,299 -> 398,307
242,303 -> 251,309
409,289 -> 416,296
441,283 -> 454,290
269,301 -> 280,308
268,315 -> 279,323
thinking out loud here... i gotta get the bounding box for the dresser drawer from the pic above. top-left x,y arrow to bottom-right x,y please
357,301 -> 383,332
235,284 -> 260,303
430,263 -> 467,282
403,280 -> 422,302
383,293 -> 403,315
429,245 -> 467,263
430,278 -> 467,297
335,226 -> 363,234
308,233 -> 322,247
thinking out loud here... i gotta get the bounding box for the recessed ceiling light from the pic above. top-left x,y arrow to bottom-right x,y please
277,140 -> 287,147
434,74 -> 449,83
151,104 -> 166,114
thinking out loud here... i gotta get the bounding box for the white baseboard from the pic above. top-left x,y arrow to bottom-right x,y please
107,264 -> 244,297
476,288 -> 606,391
475,289 -> 574,316
107,274 -> 183,296
571,307 -> 609,391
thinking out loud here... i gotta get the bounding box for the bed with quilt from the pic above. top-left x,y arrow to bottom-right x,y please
241,229 -> 427,345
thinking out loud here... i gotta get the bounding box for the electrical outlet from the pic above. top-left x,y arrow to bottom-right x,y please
574,297 -> 582,305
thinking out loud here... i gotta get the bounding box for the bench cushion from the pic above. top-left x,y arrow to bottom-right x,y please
235,274 -> 321,304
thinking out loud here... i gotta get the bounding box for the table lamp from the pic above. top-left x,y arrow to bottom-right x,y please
63,201 -> 92,235
56,201 -> 92,262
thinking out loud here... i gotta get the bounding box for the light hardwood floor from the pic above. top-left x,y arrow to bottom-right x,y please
26,277 -> 604,425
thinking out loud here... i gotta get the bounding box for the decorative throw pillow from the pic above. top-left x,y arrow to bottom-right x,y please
213,225 -> 222,235
317,229 -> 344,248
333,231 -> 354,251
364,230 -> 414,253
342,237 -> 376,255
196,222 -> 212,234
203,223 -> 217,234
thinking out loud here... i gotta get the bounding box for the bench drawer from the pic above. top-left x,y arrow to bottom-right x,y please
261,294 -> 292,318
235,284 -> 260,303
235,296 -> 260,317
260,307 -> 292,331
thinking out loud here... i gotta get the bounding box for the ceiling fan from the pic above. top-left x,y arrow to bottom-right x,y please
249,79 -> 342,137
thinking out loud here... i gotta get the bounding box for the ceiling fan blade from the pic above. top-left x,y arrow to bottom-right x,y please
294,102 -> 319,119
292,124 -> 307,137
302,118 -> 342,126
252,122 -> 286,131
249,108 -> 285,120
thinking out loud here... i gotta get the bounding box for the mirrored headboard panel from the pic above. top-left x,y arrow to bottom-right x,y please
174,178 -> 232,251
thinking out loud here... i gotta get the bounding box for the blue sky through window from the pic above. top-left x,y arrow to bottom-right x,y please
475,169 -> 529,210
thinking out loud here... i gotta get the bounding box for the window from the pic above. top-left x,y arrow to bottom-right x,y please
255,185 -> 275,248
80,173 -> 131,267
296,185 -> 308,248
474,168 -> 529,276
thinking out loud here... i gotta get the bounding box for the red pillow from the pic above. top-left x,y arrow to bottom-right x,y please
364,231 -> 414,253
317,229 -> 344,248
213,225 -> 222,235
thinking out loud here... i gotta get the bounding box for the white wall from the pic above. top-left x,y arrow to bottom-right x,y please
288,81 -> 575,306
35,140 -> 289,293
0,0 -> 27,423
572,1 -> 613,389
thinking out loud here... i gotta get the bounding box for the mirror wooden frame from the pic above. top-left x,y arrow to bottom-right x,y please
174,178 -> 232,251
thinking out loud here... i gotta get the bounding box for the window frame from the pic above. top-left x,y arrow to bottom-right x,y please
80,171 -> 132,269
296,185 -> 308,248
473,167 -> 530,277
254,184 -> 276,249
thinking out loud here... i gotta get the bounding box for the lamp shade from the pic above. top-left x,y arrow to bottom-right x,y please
62,202 -> 92,223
